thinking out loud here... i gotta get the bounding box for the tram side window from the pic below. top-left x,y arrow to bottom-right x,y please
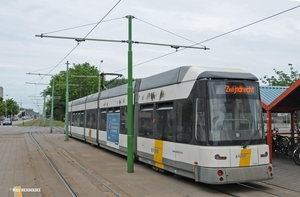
71,112 -> 78,126
120,106 -> 127,134
79,111 -> 84,127
68,112 -> 72,125
86,109 -> 97,129
155,102 -> 173,141
195,98 -> 206,142
139,104 -> 153,138
73,111 -> 84,127
100,109 -> 107,131
176,100 -> 192,143
76,112 -> 80,126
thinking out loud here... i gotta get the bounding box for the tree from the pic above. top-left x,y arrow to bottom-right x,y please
260,64 -> 300,86
260,64 -> 300,130
44,62 -> 103,121
0,97 -> 4,117
43,62 -> 137,121
0,97 -> 19,118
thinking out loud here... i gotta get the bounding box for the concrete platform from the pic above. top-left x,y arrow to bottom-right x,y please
0,127 -> 299,197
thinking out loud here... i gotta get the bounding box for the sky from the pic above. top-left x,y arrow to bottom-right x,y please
1,0 -> 300,113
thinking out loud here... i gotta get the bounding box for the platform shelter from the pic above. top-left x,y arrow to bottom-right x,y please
260,79 -> 300,163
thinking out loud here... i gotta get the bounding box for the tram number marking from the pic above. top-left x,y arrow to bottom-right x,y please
236,153 -> 247,158
151,148 -> 159,154
172,150 -> 183,154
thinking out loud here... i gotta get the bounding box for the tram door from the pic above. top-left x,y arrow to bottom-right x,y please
155,104 -> 175,168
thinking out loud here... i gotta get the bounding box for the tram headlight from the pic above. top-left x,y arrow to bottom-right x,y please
260,151 -> 268,157
214,154 -> 227,160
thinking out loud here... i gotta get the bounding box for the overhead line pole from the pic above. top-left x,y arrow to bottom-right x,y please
43,90 -> 46,127
65,61 -> 69,141
27,74 -> 79,133
27,73 -> 56,133
26,82 -> 49,127
50,79 -> 54,132
99,60 -> 103,92
126,15 -> 134,173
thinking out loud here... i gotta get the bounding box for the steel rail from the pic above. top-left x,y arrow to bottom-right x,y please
29,132 -> 77,197
37,131 -> 122,197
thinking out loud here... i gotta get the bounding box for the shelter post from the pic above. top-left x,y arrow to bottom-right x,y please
291,112 -> 295,144
267,110 -> 273,163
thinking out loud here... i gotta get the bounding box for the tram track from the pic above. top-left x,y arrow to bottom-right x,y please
29,131 -> 77,197
238,182 -> 300,197
204,181 -> 300,197
37,131 -> 122,196
28,124 -> 123,197
25,121 -> 300,197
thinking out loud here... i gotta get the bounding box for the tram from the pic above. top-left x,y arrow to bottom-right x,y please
68,66 -> 273,184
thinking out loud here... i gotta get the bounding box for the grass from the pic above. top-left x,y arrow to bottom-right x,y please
53,120 -> 65,128
16,119 -> 39,126
16,118 -> 65,128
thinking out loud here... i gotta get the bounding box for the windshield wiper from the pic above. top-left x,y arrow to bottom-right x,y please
242,126 -> 263,149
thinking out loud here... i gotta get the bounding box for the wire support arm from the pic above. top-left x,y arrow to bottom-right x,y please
35,34 -> 209,50
132,40 -> 209,50
35,34 -> 127,44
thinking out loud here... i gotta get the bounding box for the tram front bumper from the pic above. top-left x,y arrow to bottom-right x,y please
197,164 -> 274,184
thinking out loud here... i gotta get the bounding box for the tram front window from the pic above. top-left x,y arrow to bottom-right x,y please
208,81 -> 264,146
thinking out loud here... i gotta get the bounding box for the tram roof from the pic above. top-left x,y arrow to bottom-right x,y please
139,66 -> 258,91
260,79 -> 300,112
69,67 -> 300,113
86,92 -> 100,102
72,96 -> 87,105
100,82 -> 135,99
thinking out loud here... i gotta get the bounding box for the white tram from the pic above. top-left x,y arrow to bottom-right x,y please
68,66 -> 274,184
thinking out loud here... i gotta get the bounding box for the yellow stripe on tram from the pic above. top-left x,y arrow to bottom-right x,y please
154,139 -> 164,169
89,128 -> 92,144
239,149 -> 251,167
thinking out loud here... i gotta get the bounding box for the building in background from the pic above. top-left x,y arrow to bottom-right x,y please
25,108 -> 34,117
0,86 -> 3,98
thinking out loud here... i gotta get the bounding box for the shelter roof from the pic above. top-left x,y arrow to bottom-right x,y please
260,86 -> 288,105
260,79 -> 300,112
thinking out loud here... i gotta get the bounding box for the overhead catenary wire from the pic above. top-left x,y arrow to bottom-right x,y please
34,0 -> 122,77
135,17 -> 206,48
115,4 -> 300,72
41,17 -> 125,35
34,3 -> 300,78
30,0 -> 122,105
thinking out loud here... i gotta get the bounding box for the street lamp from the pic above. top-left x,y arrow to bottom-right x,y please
99,60 -> 103,92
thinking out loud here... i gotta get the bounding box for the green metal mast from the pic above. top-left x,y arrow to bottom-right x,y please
43,90 -> 46,127
65,61 -> 69,141
126,15 -> 134,173
50,78 -> 55,133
